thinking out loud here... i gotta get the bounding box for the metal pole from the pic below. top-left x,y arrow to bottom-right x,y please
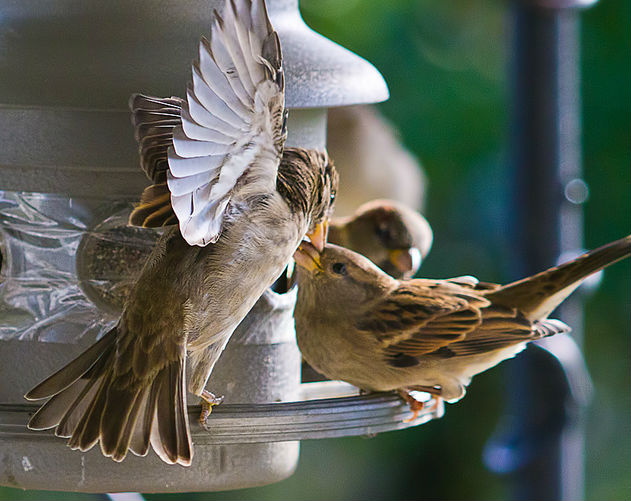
484,1 -> 597,500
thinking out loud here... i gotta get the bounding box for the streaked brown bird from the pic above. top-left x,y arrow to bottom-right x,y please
293,236 -> 630,419
328,199 -> 433,279
25,0 -> 337,466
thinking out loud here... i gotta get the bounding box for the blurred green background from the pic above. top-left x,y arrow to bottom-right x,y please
2,0 -> 628,499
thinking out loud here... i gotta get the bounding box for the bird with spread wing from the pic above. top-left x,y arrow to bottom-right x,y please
25,0 -> 337,466
293,236 -> 630,419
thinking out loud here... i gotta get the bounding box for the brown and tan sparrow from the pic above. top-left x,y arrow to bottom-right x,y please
25,0 -> 337,466
328,199 -> 433,279
293,236 -> 630,419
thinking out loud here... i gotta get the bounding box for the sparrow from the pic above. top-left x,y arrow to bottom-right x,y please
25,0 -> 337,466
328,199 -> 433,279
293,236 -> 630,419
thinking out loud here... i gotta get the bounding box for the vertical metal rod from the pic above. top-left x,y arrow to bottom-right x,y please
484,2 -> 594,500
510,4 -> 586,500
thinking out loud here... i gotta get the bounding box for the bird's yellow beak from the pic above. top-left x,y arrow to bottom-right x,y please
294,240 -> 323,272
306,220 -> 329,252
389,247 -> 422,275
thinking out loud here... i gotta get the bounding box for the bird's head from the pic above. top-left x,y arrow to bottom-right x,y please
330,199 -> 433,279
293,242 -> 396,314
277,148 -> 338,251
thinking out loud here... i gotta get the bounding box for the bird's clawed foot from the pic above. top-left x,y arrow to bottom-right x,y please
199,389 -> 224,429
399,388 -> 442,423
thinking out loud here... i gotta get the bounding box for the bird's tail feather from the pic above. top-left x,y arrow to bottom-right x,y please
25,329 -> 116,401
25,328 -> 192,465
486,235 -> 631,319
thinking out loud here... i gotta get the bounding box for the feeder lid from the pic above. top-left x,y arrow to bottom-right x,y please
272,7 -> 390,108
0,0 -> 389,110
0,0 -> 388,197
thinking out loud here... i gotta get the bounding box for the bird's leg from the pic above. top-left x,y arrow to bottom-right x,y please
399,390 -> 425,423
199,389 -> 224,428
425,395 -> 442,414
399,387 -> 442,423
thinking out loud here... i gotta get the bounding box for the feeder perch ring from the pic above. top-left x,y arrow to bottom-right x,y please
1,383 -> 443,445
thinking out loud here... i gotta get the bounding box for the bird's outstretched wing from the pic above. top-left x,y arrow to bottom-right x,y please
130,0 -> 287,246
128,95 -> 182,228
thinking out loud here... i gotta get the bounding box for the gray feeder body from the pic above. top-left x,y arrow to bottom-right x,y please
0,0 -> 389,197
0,0 -> 440,494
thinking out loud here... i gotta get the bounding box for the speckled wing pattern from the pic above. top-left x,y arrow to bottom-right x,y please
167,0 -> 287,246
358,278 -> 568,366
356,281 -> 487,358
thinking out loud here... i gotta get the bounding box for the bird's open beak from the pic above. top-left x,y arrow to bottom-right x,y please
306,220 -> 329,252
294,240 -> 323,272
389,247 -> 422,275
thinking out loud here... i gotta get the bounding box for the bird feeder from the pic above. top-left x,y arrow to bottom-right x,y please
0,0 -> 441,492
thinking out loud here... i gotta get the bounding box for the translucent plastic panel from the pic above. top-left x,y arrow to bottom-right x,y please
0,191 -> 158,342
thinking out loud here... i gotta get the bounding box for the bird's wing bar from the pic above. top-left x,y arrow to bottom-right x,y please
167,0 -> 287,246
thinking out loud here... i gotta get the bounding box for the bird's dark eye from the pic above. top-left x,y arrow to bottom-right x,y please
331,262 -> 347,275
330,191 -> 336,203
375,224 -> 392,243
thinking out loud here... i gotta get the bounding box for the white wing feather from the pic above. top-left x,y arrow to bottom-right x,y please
167,0 -> 286,246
